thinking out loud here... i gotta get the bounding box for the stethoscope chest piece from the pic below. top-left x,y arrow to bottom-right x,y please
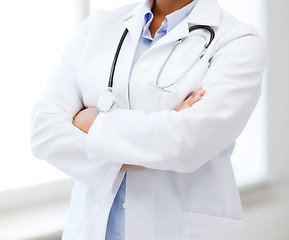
96,88 -> 116,112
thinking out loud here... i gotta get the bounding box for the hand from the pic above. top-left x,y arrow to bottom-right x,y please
175,87 -> 205,112
73,107 -> 144,169
75,88 -> 205,168
73,107 -> 99,133
122,164 -> 145,169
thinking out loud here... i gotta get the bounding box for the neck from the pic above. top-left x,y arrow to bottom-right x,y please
152,0 -> 194,17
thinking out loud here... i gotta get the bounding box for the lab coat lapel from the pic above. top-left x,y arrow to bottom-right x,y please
123,2 -> 145,55
108,3 -> 144,109
151,0 -> 221,50
122,0 -> 221,51
188,0 -> 221,27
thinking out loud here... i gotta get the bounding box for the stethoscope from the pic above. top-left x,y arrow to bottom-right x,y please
96,25 -> 215,112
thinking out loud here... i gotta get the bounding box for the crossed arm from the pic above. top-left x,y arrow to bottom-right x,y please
73,87 -> 205,168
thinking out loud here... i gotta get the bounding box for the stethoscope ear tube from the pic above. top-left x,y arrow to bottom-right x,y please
108,28 -> 129,88
96,28 -> 128,112
153,25 -> 215,91
96,25 -> 215,111
188,25 -> 215,48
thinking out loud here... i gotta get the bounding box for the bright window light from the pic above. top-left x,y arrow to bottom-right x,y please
0,0 -> 75,191
218,0 -> 267,187
89,0 -> 136,11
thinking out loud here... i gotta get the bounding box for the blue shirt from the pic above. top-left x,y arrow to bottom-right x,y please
132,0 -> 198,68
105,1 -> 198,239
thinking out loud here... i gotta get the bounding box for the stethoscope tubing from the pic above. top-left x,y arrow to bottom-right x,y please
152,25 -> 215,91
189,25 -> 215,47
108,28 -> 129,88
97,25 -> 215,112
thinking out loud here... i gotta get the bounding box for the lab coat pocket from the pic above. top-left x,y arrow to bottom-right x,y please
62,187 -> 86,240
183,211 -> 245,240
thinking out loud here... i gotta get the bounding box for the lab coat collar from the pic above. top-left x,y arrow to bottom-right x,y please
123,0 -> 153,22
187,0 -> 221,27
122,1 -> 148,52
123,0 -> 220,49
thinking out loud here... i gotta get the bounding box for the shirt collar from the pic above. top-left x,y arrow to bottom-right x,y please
123,0 -> 220,49
142,0 -> 198,36
166,0 -> 198,32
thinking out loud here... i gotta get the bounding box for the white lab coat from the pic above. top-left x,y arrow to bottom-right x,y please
31,0 -> 265,239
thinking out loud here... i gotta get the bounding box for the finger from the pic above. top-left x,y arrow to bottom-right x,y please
188,88 -> 205,101
198,89 -> 205,97
177,96 -> 200,111
175,102 -> 186,112
188,94 -> 201,106
122,164 -> 144,169
182,94 -> 202,110
176,94 -> 202,111
184,87 -> 202,100
176,87 -> 205,111
185,88 -> 203,103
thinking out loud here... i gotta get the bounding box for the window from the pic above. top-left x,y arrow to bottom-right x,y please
217,0 -> 267,187
0,0 -> 76,191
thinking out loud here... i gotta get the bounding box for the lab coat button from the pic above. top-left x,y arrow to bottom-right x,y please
122,203 -> 126,209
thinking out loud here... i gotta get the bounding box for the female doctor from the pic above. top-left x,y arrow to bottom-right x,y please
31,0 -> 266,239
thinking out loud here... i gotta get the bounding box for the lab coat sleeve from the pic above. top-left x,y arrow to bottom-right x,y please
31,13 -> 123,193
86,29 -> 266,173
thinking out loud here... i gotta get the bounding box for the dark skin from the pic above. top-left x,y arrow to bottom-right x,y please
73,0 -> 202,169
149,0 -> 195,38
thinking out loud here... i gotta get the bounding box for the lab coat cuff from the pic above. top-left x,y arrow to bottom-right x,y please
104,163 -> 126,195
86,112 -> 125,194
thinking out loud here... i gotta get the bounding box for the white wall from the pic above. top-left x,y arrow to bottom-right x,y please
266,0 -> 289,183
242,1 -> 289,239
243,182 -> 289,240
